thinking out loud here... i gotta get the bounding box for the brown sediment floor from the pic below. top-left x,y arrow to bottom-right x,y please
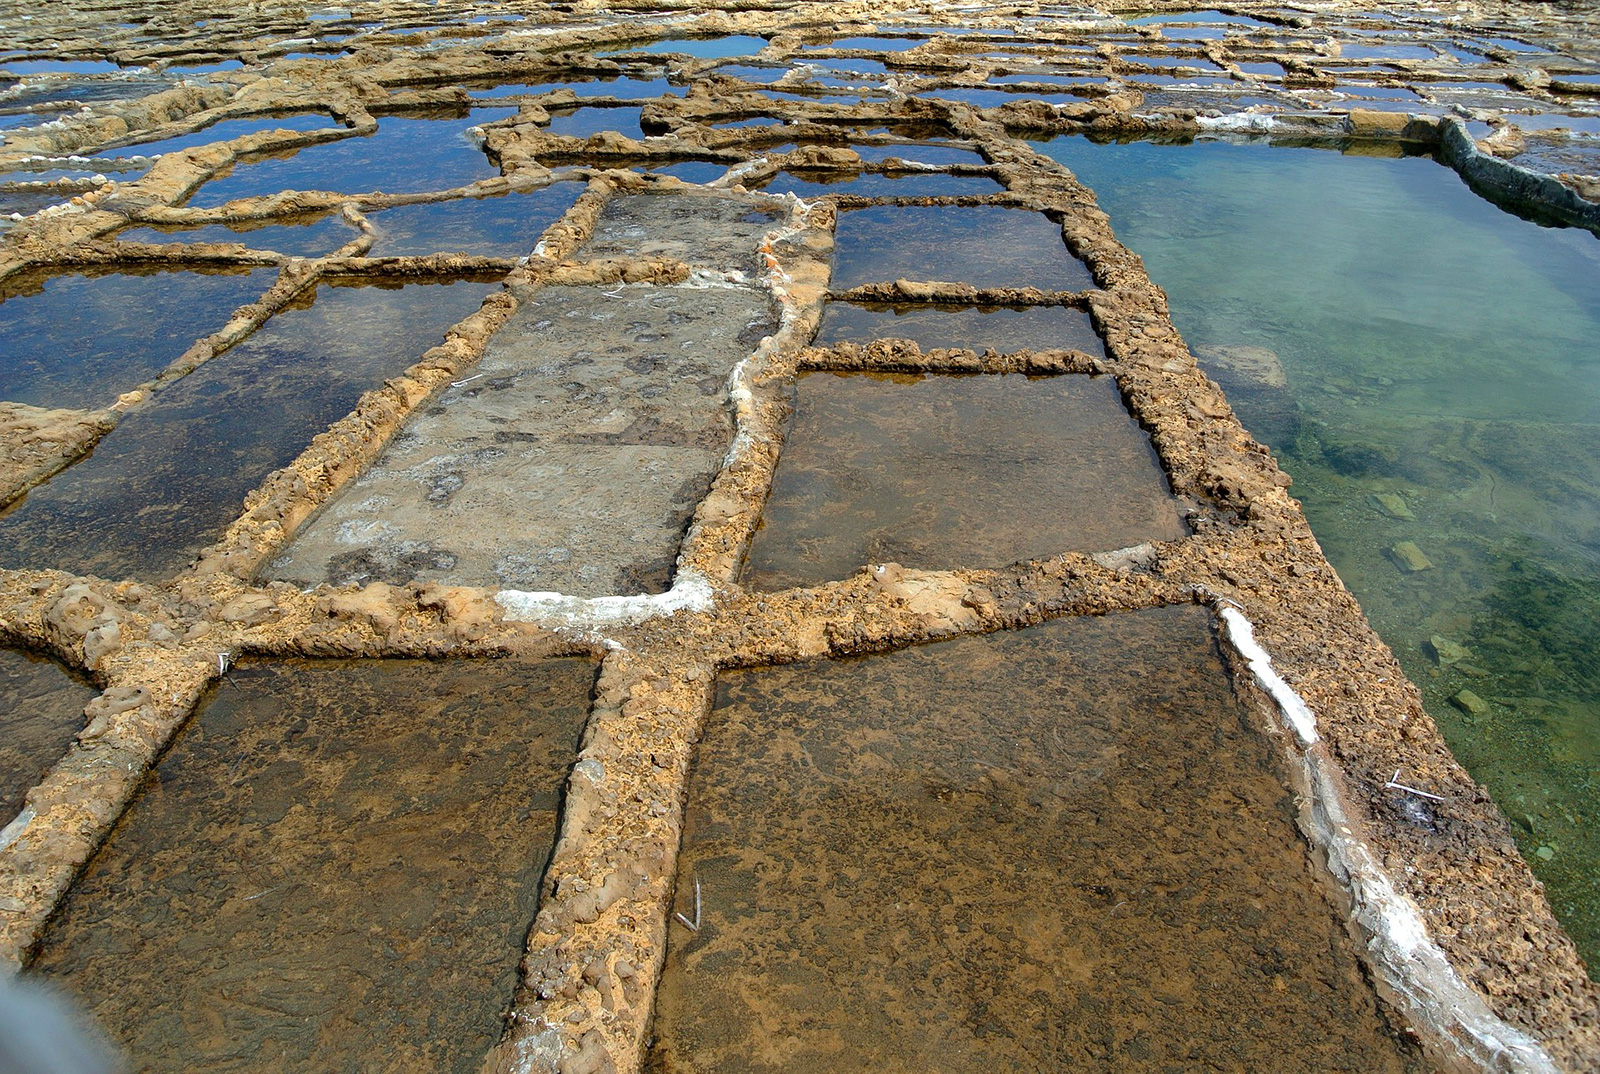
0,1 -> 1595,1073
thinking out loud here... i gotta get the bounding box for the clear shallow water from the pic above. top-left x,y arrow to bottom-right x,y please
190,108 -> 513,206
366,184 -> 582,256
0,278 -> 494,580
0,648 -> 95,825
614,35 -> 767,58
117,214 -> 354,257
545,105 -> 645,140
1042,133 -> 1600,969
0,267 -> 275,408
107,113 -> 342,156
649,606 -> 1424,1071
760,169 -> 1001,197
817,301 -> 1105,355
469,77 -> 674,99
743,372 -> 1183,588
832,205 -> 1093,290
30,656 -> 594,1073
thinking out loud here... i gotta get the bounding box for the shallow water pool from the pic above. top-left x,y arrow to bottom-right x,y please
30,656 -> 594,1073
0,278 -> 495,579
1042,132 -> 1600,969
189,108 -> 513,206
649,606 -> 1423,1071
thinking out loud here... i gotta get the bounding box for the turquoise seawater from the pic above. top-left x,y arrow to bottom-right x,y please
1040,134 -> 1600,972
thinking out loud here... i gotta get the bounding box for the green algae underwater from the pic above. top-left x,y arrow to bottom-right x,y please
1042,132 -> 1600,973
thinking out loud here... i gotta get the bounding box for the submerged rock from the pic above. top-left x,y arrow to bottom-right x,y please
1388,540 -> 1434,572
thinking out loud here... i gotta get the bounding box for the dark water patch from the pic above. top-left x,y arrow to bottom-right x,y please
367,184 -> 582,257
760,169 -> 1001,197
0,60 -> 125,75
1125,10 -> 1268,26
117,214 -> 353,257
1334,83 -> 1421,100
1044,132 -> 1600,968
1476,36 -> 1543,54
29,656 -> 595,1073
1122,55 -> 1227,72
468,77 -> 675,99
268,284 -> 774,595
989,72 -> 1106,89
710,116 -> 782,128
0,266 -> 275,409
1137,89 -> 1290,112
648,606 -> 1424,1072
0,278 -> 494,580
0,187 -> 73,217
545,105 -> 645,140
1500,114 -> 1600,136
1160,25 -> 1229,40
811,58 -> 889,77
817,300 -> 1105,355
743,372 -> 1183,588
190,108 -> 513,206
832,204 -> 1093,290
711,64 -> 789,85
853,142 -> 985,165
923,86 -> 1089,107
0,75 -> 171,107
108,113 -> 341,156
633,160 -> 728,183
1128,73 -> 1242,87
1339,43 -> 1439,62
805,36 -> 926,51
163,59 -> 244,75
0,648 -> 95,826
614,36 -> 767,58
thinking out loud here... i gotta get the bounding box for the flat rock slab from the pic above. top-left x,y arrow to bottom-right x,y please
577,193 -> 786,276
269,283 -> 777,595
647,606 -> 1426,1073
831,204 -> 1095,291
30,656 -> 595,1074
0,647 -> 95,826
743,372 -> 1186,589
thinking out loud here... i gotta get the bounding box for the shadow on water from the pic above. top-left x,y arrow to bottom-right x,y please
1039,131 -> 1600,970
648,606 -> 1426,1072
29,656 -> 596,1073
0,648 -> 96,826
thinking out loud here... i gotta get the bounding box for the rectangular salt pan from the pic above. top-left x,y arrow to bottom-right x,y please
189,109 -> 513,206
365,184 -> 583,257
743,372 -> 1185,589
831,205 -> 1094,290
0,267 -> 274,409
0,278 -> 494,580
30,656 -> 595,1073
817,300 -> 1106,356
648,606 -> 1426,1072
267,284 -> 776,596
